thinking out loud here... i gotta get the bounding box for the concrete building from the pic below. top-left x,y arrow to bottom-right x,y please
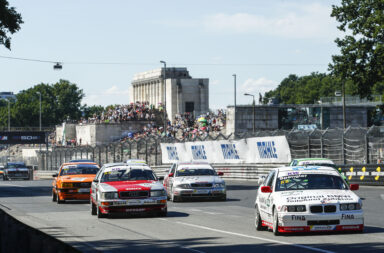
130,68 -> 209,121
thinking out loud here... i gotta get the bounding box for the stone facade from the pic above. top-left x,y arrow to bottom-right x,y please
130,67 -> 209,121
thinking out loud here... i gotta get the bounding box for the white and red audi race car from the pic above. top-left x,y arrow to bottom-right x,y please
255,166 -> 364,235
90,163 -> 167,218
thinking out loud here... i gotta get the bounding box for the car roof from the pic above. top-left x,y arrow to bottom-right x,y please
293,158 -> 334,162
102,165 -> 152,172
102,162 -> 127,168
69,159 -> 95,163
275,166 -> 340,176
176,164 -> 213,170
126,159 -> 147,165
62,162 -> 99,167
176,161 -> 210,165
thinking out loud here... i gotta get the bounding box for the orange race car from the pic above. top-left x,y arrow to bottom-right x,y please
52,162 -> 100,204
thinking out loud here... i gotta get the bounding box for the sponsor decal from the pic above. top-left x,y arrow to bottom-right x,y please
220,144 -> 240,160
341,214 -> 355,219
286,194 -> 353,203
191,145 -> 207,160
291,215 -> 306,221
310,225 -> 336,231
166,146 -> 179,160
257,141 -> 278,159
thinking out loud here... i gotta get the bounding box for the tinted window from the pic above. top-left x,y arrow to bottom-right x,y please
101,169 -> 157,182
60,165 -> 99,175
275,174 -> 347,191
176,168 -> 216,177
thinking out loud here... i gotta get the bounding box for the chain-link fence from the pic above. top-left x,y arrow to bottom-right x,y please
37,126 -> 384,170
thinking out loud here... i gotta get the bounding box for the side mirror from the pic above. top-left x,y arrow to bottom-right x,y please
217,172 -> 224,176
350,184 -> 359,191
168,173 -> 174,177
93,178 -> 99,183
52,173 -> 58,178
260,186 -> 272,193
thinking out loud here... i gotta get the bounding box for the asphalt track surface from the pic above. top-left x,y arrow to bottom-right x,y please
0,180 -> 383,253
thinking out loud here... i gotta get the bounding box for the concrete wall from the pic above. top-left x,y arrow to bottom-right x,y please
329,107 -> 368,128
226,106 -> 279,135
55,123 -> 76,143
76,121 -> 153,146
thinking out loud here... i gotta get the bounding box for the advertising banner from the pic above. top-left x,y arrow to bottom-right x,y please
160,136 -> 291,164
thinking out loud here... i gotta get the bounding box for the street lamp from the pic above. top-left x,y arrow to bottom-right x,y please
244,93 -> 255,134
233,74 -> 237,134
342,83 -> 346,129
160,60 -> 167,134
36,92 -> 42,131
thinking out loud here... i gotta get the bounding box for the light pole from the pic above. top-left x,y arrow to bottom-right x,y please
36,92 -> 42,131
160,61 -> 167,134
342,83 -> 346,129
233,74 -> 237,134
244,93 -> 255,134
7,99 -> 10,131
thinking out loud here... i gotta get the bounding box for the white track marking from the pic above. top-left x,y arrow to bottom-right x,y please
0,183 -> 23,187
175,221 -> 335,253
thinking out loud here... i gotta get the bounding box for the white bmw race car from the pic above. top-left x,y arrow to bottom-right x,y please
255,166 -> 364,235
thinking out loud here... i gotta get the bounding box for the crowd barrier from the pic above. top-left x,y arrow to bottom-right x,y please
32,164 -> 384,186
338,164 -> 384,186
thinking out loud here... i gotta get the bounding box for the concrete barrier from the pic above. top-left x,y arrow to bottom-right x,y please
0,208 -> 79,253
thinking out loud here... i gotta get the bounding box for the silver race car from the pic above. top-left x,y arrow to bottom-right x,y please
163,162 -> 226,202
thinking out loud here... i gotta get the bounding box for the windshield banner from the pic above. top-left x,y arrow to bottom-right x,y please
160,136 -> 291,164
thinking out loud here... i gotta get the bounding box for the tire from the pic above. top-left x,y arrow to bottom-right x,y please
255,205 -> 264,231
171,188 -> 178,202
97,204 -> 107,218
91,200 -> 97,215
157,207 -> 167,217
272,208 -> 280,236
52,190 -> 57,202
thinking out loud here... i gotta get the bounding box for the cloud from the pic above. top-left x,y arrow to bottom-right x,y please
83,85 -> 131,106
106,85 -> 130,95
241,77 -> 278,95
202,3 -> 340,39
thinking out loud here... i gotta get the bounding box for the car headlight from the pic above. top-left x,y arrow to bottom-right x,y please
177,184 -> 191,189
61,182 -> 73,188
340,203 -> 361,210
214,183 -> 225,188
101,192 -> 119,199
281,205 -> 306,212
150,190 -> 166,197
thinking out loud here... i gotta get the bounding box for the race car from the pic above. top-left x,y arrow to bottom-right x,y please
255,166 -> 363,235
90,164 -> 167,218
0,165 -> 4,180
290,158 -> 348,183
52,162 -> 100,203
163,162 -> 226,202
126,159 -> 147,165
3,162 -> 30,180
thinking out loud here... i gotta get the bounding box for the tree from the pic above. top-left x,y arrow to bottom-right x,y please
0,0 -> 23,49
329,0 -> 384,98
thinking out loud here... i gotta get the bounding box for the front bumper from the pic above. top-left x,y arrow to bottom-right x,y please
98,197 -> 167,214
57,188 -> 90,200
275,211 -> 364,233
173,187 -> 226,198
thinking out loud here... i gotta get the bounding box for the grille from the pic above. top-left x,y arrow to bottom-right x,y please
8,171 -> 28,175
119,191 -> 149,198
324,205 -> 336,213
308,220 -> 340,225
73,182 -> 91,188
191,183 -> 212,188
310,206 -> 323,213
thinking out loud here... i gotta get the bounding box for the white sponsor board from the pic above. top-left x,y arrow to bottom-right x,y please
161,136 -> 291,164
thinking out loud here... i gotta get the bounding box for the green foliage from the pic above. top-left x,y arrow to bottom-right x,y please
263,73 -> 342,104
83,105 -> 104,119
0,0 -> 23,49
0,80 -> 84,127
329,0 -> 384,98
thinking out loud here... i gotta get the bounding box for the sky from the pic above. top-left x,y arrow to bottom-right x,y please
0,0 -> 342,110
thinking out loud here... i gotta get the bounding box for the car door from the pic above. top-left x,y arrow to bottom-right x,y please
165,164 -> 176,193
258,170 -> 276,222
91,168 -> 103,201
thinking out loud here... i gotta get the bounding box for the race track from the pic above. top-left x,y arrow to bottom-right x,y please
0,180 -> 383,253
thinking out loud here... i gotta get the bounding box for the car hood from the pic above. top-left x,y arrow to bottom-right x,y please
99,180 -> 164,192
275,189 -> 361,205
173,176 -> 224,185
58,174 -> 95,183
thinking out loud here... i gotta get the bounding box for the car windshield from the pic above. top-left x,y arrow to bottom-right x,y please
176,168 -> 216,177
60,165 -> 99,175
7,163 -> 26,168
275,173 -> 347,191
101,169 -> 157,182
